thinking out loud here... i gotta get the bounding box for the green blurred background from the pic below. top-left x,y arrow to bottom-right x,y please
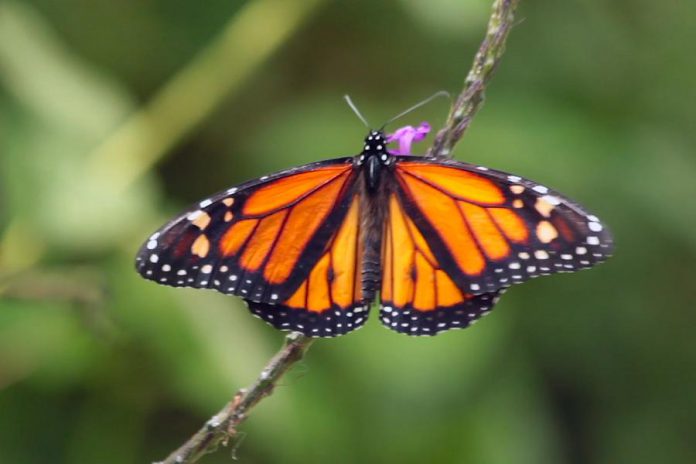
1,0 -> 695,463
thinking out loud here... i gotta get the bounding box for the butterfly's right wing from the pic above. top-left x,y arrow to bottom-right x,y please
380,193 -> 503,336
391,158 -> 613,292
379,157 -> 612,336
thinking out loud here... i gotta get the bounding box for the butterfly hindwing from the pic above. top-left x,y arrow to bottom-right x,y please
392,158 -> 613,294
135,157 -> 359,306
379,192 -> 503,335
246,194 -> 371,337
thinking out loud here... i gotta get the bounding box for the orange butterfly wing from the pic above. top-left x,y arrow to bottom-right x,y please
246,195 -> 369,336
392,159 -> 613,294
380,158 -> 612,336
380,193 -> 502,335
136,158 -> 360,313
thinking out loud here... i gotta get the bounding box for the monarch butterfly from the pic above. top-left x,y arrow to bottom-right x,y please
136,110 -> 612,337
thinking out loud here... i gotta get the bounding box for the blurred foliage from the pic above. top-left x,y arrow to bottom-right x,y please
1,0 -> 695,463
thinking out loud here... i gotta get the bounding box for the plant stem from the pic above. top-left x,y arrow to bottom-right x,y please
429,0 -> 521,158
157,333 -> 314,464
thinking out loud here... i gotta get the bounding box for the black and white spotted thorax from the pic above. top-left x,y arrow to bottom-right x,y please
357,130 -> 394,192
356,130 -> 393,165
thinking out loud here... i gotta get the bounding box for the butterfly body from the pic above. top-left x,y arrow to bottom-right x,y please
136,129 -> 613,337
358,130 -> 394,192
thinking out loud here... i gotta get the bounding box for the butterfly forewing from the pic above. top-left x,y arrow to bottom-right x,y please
391,158 -> 613,295
136,157 -> 359,306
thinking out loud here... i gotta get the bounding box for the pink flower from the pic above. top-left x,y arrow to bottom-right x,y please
386,122 -> 431,156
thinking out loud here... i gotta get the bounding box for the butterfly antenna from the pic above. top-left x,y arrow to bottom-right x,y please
381,91 -> 450,129
344,95 -> 371,128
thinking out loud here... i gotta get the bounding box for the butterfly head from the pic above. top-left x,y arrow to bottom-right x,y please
358,130 -> 392,165
363,130 -> 386,152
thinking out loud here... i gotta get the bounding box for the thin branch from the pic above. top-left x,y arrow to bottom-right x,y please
429,0 -> 521,158
156,333 -> 314,464
156,1 -> 520,462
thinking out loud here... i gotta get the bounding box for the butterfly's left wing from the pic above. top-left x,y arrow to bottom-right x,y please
136,157 -> 370,337
245,194 -> 369,337
136,159 -> 356,301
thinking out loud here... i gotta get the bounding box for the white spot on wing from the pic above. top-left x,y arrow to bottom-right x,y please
187,210 -> 203,221
542,195 -> 560,205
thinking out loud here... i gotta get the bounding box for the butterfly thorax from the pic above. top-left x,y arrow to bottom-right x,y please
357,130 -> 393,193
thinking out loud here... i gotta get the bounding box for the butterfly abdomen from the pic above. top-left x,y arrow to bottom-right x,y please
359,166 -> 389,304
